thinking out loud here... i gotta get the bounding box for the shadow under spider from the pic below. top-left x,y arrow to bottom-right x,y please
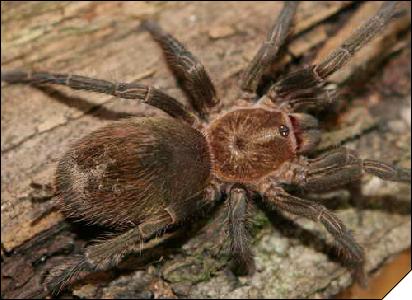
253,186 -> 410,274
52,197 -> 227,294
35,85 -> 137,121
253,196 -> 347,268
32,183 -> 410,297
283,182 -> 410,215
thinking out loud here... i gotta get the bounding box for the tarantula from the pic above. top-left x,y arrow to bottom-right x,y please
2,1 -> 411,294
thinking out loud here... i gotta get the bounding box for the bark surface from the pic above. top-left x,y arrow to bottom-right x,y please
1,2 -> 411,299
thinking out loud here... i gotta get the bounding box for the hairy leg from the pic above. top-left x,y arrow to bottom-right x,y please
296,147 -> 410,192
267,66 -> 337,111
46,211 -> 174,295
141,20 -> 219,118
268,1 -> 399,111
315,1 -> 399,79
240,1 -> 299,99
227,185 -> 254,274
45,183 -> 222,294
1,70 -> 196,125
261,185 -> 365,285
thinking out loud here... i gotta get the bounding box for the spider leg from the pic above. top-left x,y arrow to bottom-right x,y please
141,20 -> 219,119
296,147 -> 411,192
45,211 -> 174,295
1,70 -> 196,125
315,1 -> 399,80
240,1 -> 299,100
261,185 -> 366,285
227,185 -> 254,274
45,183 -> 222,295
268,1 -> 400,111
267,65 -> 337,111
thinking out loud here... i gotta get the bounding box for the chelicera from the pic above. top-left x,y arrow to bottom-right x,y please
2,1 -> 410,294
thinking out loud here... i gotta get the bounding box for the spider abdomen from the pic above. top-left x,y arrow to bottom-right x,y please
56,117 -> 211,229
206,108 -> 297,183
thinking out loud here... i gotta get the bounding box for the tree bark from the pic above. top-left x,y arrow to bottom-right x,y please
1,2 -> 411,299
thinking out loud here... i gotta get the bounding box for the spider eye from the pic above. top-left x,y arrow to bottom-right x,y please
279,125 -> 289,137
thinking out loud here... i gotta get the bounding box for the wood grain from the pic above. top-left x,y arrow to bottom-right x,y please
1,2 -> 410,299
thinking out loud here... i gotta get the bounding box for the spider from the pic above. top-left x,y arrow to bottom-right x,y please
1,1 -> 410,295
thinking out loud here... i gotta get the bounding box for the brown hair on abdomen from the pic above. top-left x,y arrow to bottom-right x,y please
56,117 -> 211,229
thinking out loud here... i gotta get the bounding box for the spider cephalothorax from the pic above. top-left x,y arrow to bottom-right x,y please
1,1 -> 410,295
206,107 -> 319,182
